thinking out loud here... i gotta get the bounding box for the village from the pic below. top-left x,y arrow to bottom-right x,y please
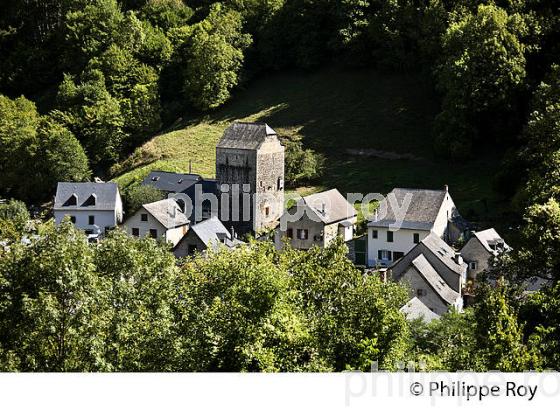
52,121 -> 511,323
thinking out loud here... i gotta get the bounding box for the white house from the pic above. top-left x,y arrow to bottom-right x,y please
275,189 -> 357,250
367,186 -> 464,267
54,182 -> 123,238
460,228 -> 510,281
389,233 -> 467,315
123,198 -> 189,247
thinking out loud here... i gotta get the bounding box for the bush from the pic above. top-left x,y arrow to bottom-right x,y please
284,139 -> 325,187
123,184 -> 166,215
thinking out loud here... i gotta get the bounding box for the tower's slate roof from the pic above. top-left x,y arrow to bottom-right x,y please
217,122 -> 278,150
54,182 -> 119,211
367,188 -> 447,230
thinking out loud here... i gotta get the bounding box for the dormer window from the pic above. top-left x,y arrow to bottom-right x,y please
64,194 -> 78,206
82,194 -> 97,207
152,176 -> 160,181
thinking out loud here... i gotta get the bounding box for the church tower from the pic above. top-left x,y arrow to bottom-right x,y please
216,122 -> 285,235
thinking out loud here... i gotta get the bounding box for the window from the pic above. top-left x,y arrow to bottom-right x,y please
286,228 -> 293,239
413,233 -> 420,244
88,215 -> 95,225
149,229 -> 158,238
265,206 -> 270,217
297,229 -> 309,240
64,194 -> 77,206
132,228 -> 139,237
69,216 -> 76,224
378,250 -> 392,261
387,231 -> 393,242
277,177 -> 284,190
393,251 -> 404,260
371,230 -> 378,239
469,261 -> 478,270
83,194 -> 96,207
141,213 -> 148,222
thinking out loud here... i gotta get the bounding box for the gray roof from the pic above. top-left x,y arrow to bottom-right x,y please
367,188 -> 447,230
400,297 -> 440,323
217,122 -> 278,150
142,171 -> 202,193
142,199 -> 189,229
421,233 -> 467,276
54,182 -> 120,211
472,228 -> 510,253
299,189 -> 357,225
411,254 -> 460,305
190,217 -> 244,250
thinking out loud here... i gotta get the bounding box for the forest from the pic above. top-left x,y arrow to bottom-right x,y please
1,0 -> 560,371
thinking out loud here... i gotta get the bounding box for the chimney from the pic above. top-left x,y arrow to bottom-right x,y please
321,202 -> 326,215
444,184 -> 449,192
373,209 -> 378,222
230,226 -> 235,239
170,204 -> 176,218
454,253 -> 463,265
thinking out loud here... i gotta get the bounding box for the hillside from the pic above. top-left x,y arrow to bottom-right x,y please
112,66 -> 506,227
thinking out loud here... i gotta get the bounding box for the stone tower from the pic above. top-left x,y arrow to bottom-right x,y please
216,122 -> 285,235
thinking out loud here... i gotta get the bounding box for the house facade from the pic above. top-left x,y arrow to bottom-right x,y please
275,189 -> 357,250
54,182 -> 123,237
123,199 -> 189,247
460,228 -> 509,280
367,186 -> 462,267
216,122 -> 285,235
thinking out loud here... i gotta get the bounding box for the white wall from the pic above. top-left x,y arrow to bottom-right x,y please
366,227 -> 429,267
54,209 -> 118,232
366,191 -> 458,267
123,208 -> 188,247
432,191 -> 456,239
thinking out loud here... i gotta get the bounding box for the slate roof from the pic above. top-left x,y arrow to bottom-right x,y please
367,188 -> 447,230
400,297 -> 440,323
188,217 -> 244,250
472,228 -> 510,253
217,122 -> 278,150
411,254 -> 460,305
54,182 -> 120,211
142,171 -> 202,193
142,199 -> 189,229
295,189 -> 357,225
421,233 -> 467,276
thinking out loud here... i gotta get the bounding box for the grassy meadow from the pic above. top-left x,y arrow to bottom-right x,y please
112,66 -> 509,230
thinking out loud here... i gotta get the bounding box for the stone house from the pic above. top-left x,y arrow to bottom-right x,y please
460,228 -> 510,281
367,186 -> 465,267
54,182 -> 123,238
216,122 -> 285,235
388,233 -> 467,315
173,216 -> 243,258
123,198 -> 189,247
275,189 -> 357,250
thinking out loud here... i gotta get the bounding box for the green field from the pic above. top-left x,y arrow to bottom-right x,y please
112,66 -> 508,229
